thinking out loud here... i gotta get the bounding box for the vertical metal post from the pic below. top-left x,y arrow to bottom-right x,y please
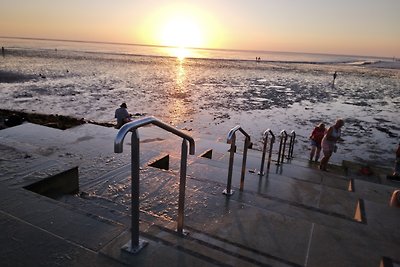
259,134 -> 268,176
131,130 -> 140,248
281,134 -> 288,163
267,137 -> 274,170
290,131 -> 296,158
223,134 -> 236,196
276,136 -> 283,165
287,135 -> 293,159
177,139 -> 188,234
240,138 -> 249,191
122,129 -> 148,254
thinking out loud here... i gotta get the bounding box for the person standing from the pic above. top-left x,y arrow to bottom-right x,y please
319,119 -> 344,171
115,103 -> 131,129
309,123 -> 326,162
332,71 -> 337,86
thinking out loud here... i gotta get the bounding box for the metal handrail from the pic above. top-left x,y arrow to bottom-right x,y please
276,130 -> 288,166
223,125 -> 251,196
259,129 -> 275,176
287,130 -> 296,159
114,116 -> 195,254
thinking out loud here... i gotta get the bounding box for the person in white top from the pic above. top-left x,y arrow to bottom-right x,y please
319,119 -> 344,171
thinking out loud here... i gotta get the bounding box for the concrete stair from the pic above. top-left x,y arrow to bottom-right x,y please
0,122 -> 399,267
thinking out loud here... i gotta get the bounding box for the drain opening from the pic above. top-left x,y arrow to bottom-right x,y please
148,155 -> 169,170
199,149 -> 213,159
24,167 -> 79,200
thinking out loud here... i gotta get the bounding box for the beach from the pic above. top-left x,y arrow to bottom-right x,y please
1,38 -> 399,167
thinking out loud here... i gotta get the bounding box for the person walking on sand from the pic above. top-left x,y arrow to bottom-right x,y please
309,123 -> 325,162
319,119 -> 344,171
332,71 -> 337,86
115,102 -> 131,129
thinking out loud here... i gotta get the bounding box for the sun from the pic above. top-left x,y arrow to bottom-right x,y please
138,3 -> 224,56
160,15 -> 204,49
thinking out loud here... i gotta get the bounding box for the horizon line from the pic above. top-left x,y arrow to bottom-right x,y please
0,36 -> 392,60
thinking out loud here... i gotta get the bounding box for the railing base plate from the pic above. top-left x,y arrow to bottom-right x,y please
222,189 -> 235,196
121,239 -> 148,254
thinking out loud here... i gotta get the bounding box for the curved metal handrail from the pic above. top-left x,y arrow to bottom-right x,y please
115,116 -> 195,154
259,129 -> 275,176
276,130 -> 288,166
224,125 -> 251,196
114,116 -> 195,254
227,125 -> 251,143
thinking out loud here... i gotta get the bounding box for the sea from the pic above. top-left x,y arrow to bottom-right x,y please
1,37 -> 399,168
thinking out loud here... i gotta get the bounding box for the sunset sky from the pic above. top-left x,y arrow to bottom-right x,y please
1,0 -> 399,57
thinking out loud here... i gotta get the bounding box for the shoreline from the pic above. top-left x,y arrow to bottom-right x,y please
0,109 -> 114,130
0,108 -> 394,176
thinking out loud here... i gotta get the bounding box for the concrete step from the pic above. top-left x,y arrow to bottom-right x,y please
58,193 -> 301,267
0,185 -> 126,253
2,122 -> 399,267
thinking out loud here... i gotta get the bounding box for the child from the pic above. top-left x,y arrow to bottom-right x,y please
309,123 -> 326,162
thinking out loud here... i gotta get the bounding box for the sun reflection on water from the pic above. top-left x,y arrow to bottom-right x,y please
173,47 -> 190,60
161,46 -> 191,60
167,60 -> 190,126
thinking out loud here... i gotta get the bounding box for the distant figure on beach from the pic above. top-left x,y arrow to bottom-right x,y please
1,46 -> 4,57
332,71 -> 337,86
319,119 -> 344,171
309,123 -> 325,162
115,103 -> 132,129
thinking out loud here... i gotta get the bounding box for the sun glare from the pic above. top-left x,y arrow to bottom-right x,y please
160,15 -> 203,49
171,47 -> 190,60
139,3 -> 224,58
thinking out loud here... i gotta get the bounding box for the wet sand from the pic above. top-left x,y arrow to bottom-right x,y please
1,48 -> 399,168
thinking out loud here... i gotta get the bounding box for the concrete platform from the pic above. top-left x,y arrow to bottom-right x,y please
0,122 -> 399,267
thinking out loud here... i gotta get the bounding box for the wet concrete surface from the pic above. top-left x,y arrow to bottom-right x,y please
0,122 -> 399,266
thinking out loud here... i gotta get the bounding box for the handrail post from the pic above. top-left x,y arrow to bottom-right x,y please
281,131 -> 288,163
276,130 -> 288,166
121,129 -> 148,254
289,131 -> 296,158
114,116 -> 195,254
259,129 -> 275,176
223,134 -> 236,196
259,134 -> 268,176
177,139 -> 188,234
276,134 -> 284,166
240,137 -> 249,191
287,133 -> 293,159
267,132 -> 275,171
224,125 -> 251,194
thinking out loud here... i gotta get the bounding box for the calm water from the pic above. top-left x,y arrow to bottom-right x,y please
1,38 -> 399,167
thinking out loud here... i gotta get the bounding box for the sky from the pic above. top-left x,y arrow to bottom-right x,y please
1,0 -> 399,57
